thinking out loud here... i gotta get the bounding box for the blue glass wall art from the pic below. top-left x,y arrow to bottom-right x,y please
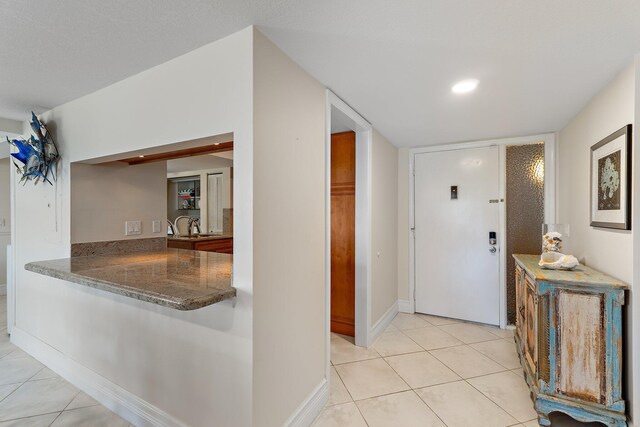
6,112 -> 60,185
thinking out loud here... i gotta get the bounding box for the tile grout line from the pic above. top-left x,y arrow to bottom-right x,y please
411,314 -> 533,423
396,323 -> 466,353
435,322 -> 507,345
26,365 -> 48,382
378,351 -> 413,392
48,411 -> 63,427
0,380 -> 26,406
0,410 -> 61,424
62,391 -> 82,411
467,341 -> 517,371
351,389 -> 416,403
412,387 -> 454,427
428,342 -> 512,378
47,390 -> 83,426
331,365 -> 357,405
409,389 -> 451,427
463,376 -> 530,425
390,317 -> 518,372
382,317 -> 514,380
351,400 -> 371,427
327,314 -> 525,426
371,348 -> 426,359
357,388 -> 452,427
381,353 -> 463,389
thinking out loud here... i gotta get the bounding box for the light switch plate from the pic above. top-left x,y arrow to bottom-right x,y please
125,220 -> 142,236
152,220 -> 161,233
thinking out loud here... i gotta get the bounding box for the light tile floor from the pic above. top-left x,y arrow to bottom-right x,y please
0,295 -> 608,427
0,295 -> 133,426
316,312 -> 605,427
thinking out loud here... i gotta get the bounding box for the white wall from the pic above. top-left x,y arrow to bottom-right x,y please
0,117 -> 23,159
633,55 -> 640,427
0,117 -> 22,136
252,29 -> 327,427
10,23 -> 405,426
71,162 -> 167,243
371,130 -> 399,323
11,28 -> 254,427
558,63 -> 635,283
397,148 -> 410,304
557,61 -> 636,421
0,158 -> 9,288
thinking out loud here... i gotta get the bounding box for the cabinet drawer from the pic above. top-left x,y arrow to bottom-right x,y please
194,238 -> 233,254
167,240 -> 194,250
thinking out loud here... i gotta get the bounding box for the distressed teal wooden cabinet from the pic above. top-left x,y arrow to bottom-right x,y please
513,254 -> 628,427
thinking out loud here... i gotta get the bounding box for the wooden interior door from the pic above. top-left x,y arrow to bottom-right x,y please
331,131 -> 356,336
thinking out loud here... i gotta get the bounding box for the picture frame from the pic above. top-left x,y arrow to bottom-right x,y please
590,124 -> 632,230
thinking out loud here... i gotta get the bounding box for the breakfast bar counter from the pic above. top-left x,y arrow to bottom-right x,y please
25,249 -> 235,310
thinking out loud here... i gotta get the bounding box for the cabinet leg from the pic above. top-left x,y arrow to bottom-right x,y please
537,413 -> 551,426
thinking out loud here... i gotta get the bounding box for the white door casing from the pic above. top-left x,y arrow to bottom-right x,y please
207,173 -> 223,232
325,89 -> 373,386
414,146 -> 500,325
408,133 -> 556,328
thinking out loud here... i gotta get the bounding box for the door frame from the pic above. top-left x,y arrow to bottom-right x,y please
325,90 -> 373,373
408,133 -> 556,328
1,128 -> 22,335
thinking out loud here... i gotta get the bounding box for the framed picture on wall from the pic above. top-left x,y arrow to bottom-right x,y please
590,124 -> 632,230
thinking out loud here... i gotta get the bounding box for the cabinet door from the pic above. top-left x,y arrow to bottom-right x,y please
515,266 -> 525,344
556,290 -> 605,403
524,276 -> 537,376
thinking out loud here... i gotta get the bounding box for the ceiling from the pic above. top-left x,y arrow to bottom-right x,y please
2,1 -> 640,147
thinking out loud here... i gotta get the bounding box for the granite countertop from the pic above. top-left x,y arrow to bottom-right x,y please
26,249 -> 236,310
167,233 -> 233,242
513,254 -> 628,289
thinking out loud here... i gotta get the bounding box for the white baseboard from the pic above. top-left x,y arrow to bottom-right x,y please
10,327 -> 188,427
0,284 -> 5,296
285,378 -> 329,427
370,301 -> 399,344
398,299 -> 414,313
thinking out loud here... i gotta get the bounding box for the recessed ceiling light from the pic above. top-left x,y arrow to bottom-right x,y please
138,155 -> 145,158
451,79 -> 479,94
213,142 -> 221,146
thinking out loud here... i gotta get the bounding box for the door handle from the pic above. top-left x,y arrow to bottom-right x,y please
489,247 -> 497,254
489,231 -> 497,246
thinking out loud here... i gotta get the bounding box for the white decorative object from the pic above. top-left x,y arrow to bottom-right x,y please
539,252 -> 579,270
542,231 -> 562,253
540,228 -> 578,270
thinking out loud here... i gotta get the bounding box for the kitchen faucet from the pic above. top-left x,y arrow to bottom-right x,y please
187,217 -> 201,236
